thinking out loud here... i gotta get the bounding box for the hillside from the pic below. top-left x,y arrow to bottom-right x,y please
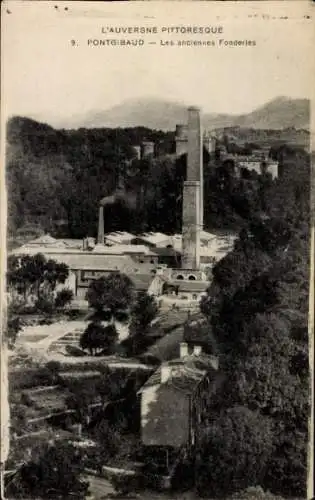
6,114 -> 310,240
73,96 -> 310,131
234,97 -> 310,130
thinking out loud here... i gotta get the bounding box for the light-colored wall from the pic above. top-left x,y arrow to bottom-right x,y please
175,138 -> 188,156
140,385 -> 190,447
148,276 -> 164,296
55,270 -> 77,295
170,269 -> 205,281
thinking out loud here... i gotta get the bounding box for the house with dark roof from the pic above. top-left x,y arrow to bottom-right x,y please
137,344 -> 221,486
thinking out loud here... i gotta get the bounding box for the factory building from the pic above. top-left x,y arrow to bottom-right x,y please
10,107 -> 236,309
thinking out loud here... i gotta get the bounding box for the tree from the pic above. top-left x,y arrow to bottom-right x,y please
79,322 -> 118,356
131,292 -> 159,332
196,406 -> 273,498
86,272 -> 136,319
6,316 -> 23,348
6,442 -> 90,499
199,164 -> 310,497
127,292 -> 159,355
54,288 -> 74,309
7,253 -> 69,308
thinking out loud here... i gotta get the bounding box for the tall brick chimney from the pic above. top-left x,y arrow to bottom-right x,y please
181,107 -> 203,269
97,205 -> 104,244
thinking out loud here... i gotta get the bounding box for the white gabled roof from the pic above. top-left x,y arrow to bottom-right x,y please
105,231 -> 135,244
93,244 -> 153,255
139,232 -> 170,246
26,234 -> 66,247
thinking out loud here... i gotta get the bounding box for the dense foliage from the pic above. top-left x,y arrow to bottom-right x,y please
7,253 -> 69,301
79,322 -> 118,355
86,272 -> 136,315
198,147 -> 310,497
196,406 -> 274,497
5,116 -> 311,498
6,254 -> 73,330
6,117 -> 174,237
5,442 -> 90,499
7,116 -> 308,240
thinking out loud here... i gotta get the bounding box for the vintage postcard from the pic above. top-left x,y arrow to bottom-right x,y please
1,1 -> 314,499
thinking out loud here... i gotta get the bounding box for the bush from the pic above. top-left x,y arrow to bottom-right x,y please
34,295 -> 55,314
6,442 -> 90,499
55,288 -> 74,309
79,322 -> 118,356
65,308 -> 82,319
264,428 -> 307,498
6,316 -> 23,348
196,406 -> 274,498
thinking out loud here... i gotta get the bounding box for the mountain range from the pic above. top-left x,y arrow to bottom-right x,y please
64,96 -> 310,131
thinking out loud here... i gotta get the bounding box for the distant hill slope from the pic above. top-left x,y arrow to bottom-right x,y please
74,96 -> 310,131
233,97 -> 310,130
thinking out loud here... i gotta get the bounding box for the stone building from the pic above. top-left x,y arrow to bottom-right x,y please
10,107 -> 238,310
137,344 -> 221,487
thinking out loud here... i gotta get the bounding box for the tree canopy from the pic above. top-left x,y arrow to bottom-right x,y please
198,145 -> 310,497
79,322 -> 118,356
86,272 -> 136,316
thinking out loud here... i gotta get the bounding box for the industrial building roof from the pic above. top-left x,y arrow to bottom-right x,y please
62,239 -> 83,248
10,248 -> 156,274
93,244 -> 154,255
128,273 -> 155,291
134,232 -> 171,247
20,234 -> 67,248
105,231 -> 135,244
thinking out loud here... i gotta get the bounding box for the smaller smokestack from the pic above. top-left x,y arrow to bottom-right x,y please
161,364 -> 171,384
86,237 -> 96,250
193,345 -> 202,356
97,205 -> 104,244
180,342 -> 189,358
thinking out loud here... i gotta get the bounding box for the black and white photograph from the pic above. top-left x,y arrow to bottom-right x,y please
1,1 -> 314,499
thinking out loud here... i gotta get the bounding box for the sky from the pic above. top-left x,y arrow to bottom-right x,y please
2,1 -> 314,128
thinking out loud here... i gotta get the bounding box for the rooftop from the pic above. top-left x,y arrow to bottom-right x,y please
93,244 -> 155,255
139,353 -> 218,395
134,232 -> 170,246
10,249 -> 155,273
141,325 -> 185,363
105,231 -> 135,244
128,273 -> 155,291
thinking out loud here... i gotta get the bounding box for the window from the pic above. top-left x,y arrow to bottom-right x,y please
176,274 -> 184,280
188,275 -> 196,280
192,294 -> 198,300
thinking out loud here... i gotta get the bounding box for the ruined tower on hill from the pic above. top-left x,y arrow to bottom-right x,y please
181,106 -> 203,270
